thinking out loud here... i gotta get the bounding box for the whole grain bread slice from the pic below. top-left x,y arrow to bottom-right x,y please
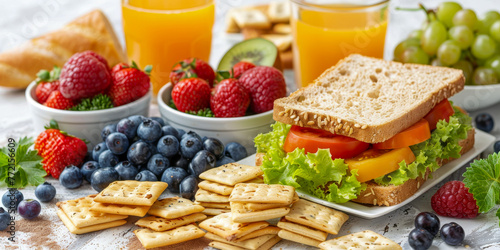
274,54 -> 465,143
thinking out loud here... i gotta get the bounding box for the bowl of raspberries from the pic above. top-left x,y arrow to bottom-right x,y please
25,50 -> 151,147
158,57 -> 287,153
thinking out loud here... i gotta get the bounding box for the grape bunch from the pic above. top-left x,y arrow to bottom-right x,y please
394,2 -> 500,85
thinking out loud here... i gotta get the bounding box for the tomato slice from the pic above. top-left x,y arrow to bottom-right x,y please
283,126 -> 369,159
345,147 -> 416,183
424,99 -> 455,130
373,119 -> 431,150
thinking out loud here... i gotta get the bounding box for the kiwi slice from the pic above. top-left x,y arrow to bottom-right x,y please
217,38 -> 281,71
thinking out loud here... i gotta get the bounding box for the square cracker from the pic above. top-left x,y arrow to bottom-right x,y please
199,180 -> 234,196
195,189 -> 230,203
199,163 -> 263,186
93,181 -> 167,206
235,226 -> 280,242
199,213 -> 269,241
57,209 -> 127,235
209,241 -> 246,250
205,232 -> 275,250
230,202 -> 290,223
57,195 -> 127,228
229,183 -> 295,204
278,229 -> 321,247
285,199 -> 348,235
90,202 -> 150,217
202,208 -> 231,216
135,213 -> 207,232
148,197 -> 204,219
318,230 -> 402,250
232,192 -> 299,212
277,218 -> 328,241
134,224 -> 205,249
195,202 -> 230,209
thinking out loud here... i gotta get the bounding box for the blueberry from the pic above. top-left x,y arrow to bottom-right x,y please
138,139 -> 158,155
83,151 -> 93,163
92,142 -> 108,161
179,175 -> 198,200
183,131 -> 202,141
150,116 -> 166,126
91,167 -> 120,192
81,161 -> 99,182
408,228 -> 433,250
162,126 -> 181,140
415,212 -> 440,237
494,141 -> 500,153
157,135 -> 179,158
115,161 -> 139,180
2,189 -> 23,210
17,199 -> 41,220
137,119 -> 162,143
98,150 -> 119,168
440,222 -> 465,246
35,182 -> 56,202
225,142 -> 247,161
127,141 -> 153,165
147,154 -> 170,177
201,136 -> 208,142
203,138 -> 224,159
135,170 -> 158,181
475,113 -> 494,133
170,155 -> 190,170
216,156 -> 235,167
0,208 -> 9,231
161,167 -> 188,193
101,123 -> 117,141
188,150 -> 216,177
117,117 -> 140,140
105,132 -> 129,155
128,115 -> 146,124
179,135 -> 203,159
137,164 -> 148,173
177,128 -> 186,138
59,165 -> 83,189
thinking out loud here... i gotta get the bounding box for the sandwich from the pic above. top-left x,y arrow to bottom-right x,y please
254,54 -> 474,206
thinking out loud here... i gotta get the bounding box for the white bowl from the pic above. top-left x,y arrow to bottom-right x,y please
450,84 -> 500,111
25,81 -> 151,149
157,83 -> 275,154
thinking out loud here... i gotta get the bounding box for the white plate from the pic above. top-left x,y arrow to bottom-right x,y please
238,129 -> 495,219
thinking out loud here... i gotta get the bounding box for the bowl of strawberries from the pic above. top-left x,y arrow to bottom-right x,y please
25,51 -> 151,147
158,57 -> 287,153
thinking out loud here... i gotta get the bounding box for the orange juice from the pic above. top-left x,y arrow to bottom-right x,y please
291,1 -> 389,87
122,0 -> 215,94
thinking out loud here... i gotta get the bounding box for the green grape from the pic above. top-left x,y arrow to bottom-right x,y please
452,9 -> 478,30
393,38 -> 420,61
485,55 -> 500,78
490,20 -> 500,42
421,21 -> 447,56
477,11 -> 500,34
436,2 -> 463,28
401,46 -> 430,65
408,30 -> 423,40
471,34 -> 497,59
452,60 -> 474,85
472,67 -> 498,85
431,58 -> 443,66
448,25 -> 474,49
437,40 -> 461,66
421,20 -> 430,31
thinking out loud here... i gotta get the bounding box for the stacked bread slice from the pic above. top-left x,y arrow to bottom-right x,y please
195,163 -> 264,216
277,199 -> 349,248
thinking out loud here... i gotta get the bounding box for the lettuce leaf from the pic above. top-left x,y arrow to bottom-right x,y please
373,108 -> 472,186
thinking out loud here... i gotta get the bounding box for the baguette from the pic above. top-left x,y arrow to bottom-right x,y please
273,54 -> 465,143
0,10 -> 127,89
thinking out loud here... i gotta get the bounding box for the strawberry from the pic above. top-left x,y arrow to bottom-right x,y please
59,51 -> 111,100
232,61 -> 255,78
44,90 -> 75,110
169,58 -> 215,87
238,66 -> 287,113
35,66 -> 61,103
108,61 -> 151,106
34,120 -> 87,179
171,78 -> 211,112
210,78 -> 250,117
111,62 -> 129,77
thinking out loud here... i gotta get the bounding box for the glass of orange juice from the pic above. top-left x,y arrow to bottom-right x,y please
122,0 -> 215,95
291,0 -> 389,87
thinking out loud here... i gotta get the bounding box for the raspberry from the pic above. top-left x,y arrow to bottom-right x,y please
431,180 -> 479,218
171,77 -> 211,112
210,78 -> 250,117
238,66 -> 287,113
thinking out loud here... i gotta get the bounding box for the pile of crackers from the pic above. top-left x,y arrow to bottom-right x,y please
226,1 -> 293,69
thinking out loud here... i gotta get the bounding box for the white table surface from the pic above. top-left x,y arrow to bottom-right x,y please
1,0 -> 500,249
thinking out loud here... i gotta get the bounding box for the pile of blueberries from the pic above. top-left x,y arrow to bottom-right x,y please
59,115 -> 248,200
408,212 -> 465,249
